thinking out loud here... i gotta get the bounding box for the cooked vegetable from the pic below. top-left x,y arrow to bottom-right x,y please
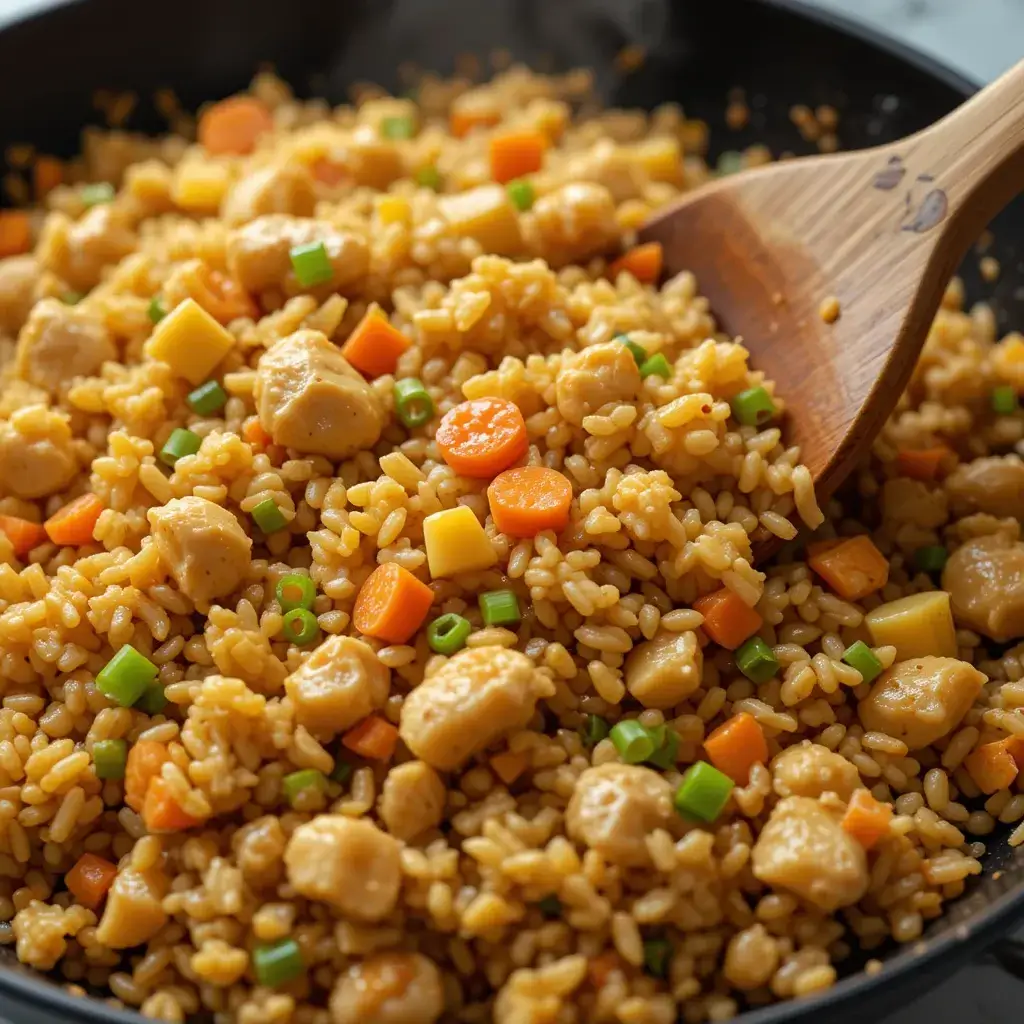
914,544 -> 948,574
640,353 -> 671,380
643,939 -> 671,979
674,761 -> 734,822
62,291 -> 84,305
991,385 -> 1019,415
276,573 -> 316,612
340,309 -> 412,378
65,853 -> 118,911
282,607 -> 319,645
381,115 -> 415,140
282,769 -> 328,807
506,178 -> 535,211
864,590 -> 956,659
625,631 -> 703,709
965,737 -> 1024,794
0,210 -> 31,258
841,640 -> 883,684
490,749 -> 529,785
423,505 -> 498,578
242,418 -> 272,449
608,241 -> 663,283
136,684 -> 168,715
730,385 -> 777,427
142,776 -> 201,831
693,588 -> 763,650
289,240 -> 334,287
81,182 -> 115,208
841,789 -> 893,850
537,894 -> 561,918
487,465 -> 573,537
124,740 -> 170,812
342,714 -> 400,760
896,445 -> 953,481
616,334 -> 648,367
353,561 -> 434,644
609,720 -> 657,764
450,105 -> 501,138
393,377 -> 434,428
415,165 -> 441,190
808,536 -> 890,600
45,494 -> 103,546
92,739 -> 128,780
96,645 -> 159,707
489,128 -> 547,184
159,427 -> 201,468
436,397 -> 528,478
330,759 -> 353,784
253,937 -> 304,987
703,712 -> 768,784
646,728 -> 680,770
585,714 -> 610,747
198,96 -> 274,155
0,514 -> 47,557
250,498 -> 288,534
145,297 -> 236,385
735,636 -> 779,684
186,379 -> 227,415
426,612 -> 472,655
437,185 -> 522,255
478,589 -> 521,628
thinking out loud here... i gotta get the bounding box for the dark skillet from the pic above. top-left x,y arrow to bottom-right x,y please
0,0 -> 1022,1021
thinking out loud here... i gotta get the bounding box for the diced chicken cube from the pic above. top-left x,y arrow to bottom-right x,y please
624,630 -> 703,708
254,329 -> 384,459
147,496 -> 252,606
399,647 -> 554,771
555,341 -> 641,426
330,952 -> 444,1024
531,183 -> 620,267
284,815 -> 401,921
942,532 -> 1024,642
565,763 -> 674,868
945,456 -> 1024,520
378,760 -> 446,841
751,796 -> 868,911
881,478 -> 948,529
38,205 -> 137,291
343,125 -> 405,189
232,814 -> 287,888
15,298 -> 115,394
857,656 -> 985,750
0,404 -> 77,500
771,742 -> 862,801
0,255 -> 40,335
95,867 -> 168,949
221,162 -> 317,227
284,635 -> 390,735
438,185 -> 522,256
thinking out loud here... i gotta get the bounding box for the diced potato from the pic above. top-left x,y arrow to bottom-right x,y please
145,298 -> 237,385
864,590 -> 957,660
624,630 -> 702,708
631,137 -> 682,182
438,185 -> 522,255
423,505 -> 497,578
375,194 -> 411,226
172,160 -> 232,215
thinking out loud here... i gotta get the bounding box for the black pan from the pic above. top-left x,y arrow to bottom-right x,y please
0,1 -> 1022,1021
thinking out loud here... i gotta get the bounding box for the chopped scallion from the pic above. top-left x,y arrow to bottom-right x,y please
735,636 -> 779,685
673,761 -> 734,822
609,720 -> 656,765
731,386 -> 776,427
96,645 -> 158,707
92,739 -> 127,780
479,589 -> 520,628
251,498 -> 288,534
289,241 -> 333,288
282,607 -> 319,646
427,612 -> 472,655
252,937 -> 304,987
841,640 -> 883,685
186,380 -> 227,416
394,378 -> 435,429
159,428 -> 201,468
276,573 -> 316,612
640,353 -> 671,380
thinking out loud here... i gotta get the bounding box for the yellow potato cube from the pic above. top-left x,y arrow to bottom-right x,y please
438,185 -> 522,255
172,160 -> 231,214
865,590 -> 957,660
375,194 -> 410,226
632,137 -> 682,182
423,505 -> 497,578
145,298 -> 236,385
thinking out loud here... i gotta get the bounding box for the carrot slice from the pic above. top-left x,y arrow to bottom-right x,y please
450,105 -> 501,139
342,714 -> 399,760
340,309 -> 412,378
33,156 -> 63,199
965,738 -> 1023,794
143,776 -> 201,832
124,740 -> 170,813
65,853 -> 118,910
489,128 -> 547,184
0,514 -> 47,557
353,562 -> 434,644
436,397 -> 529,478
0,210 -> 32,258
692,588 -> 763,650
896,444 -> 954,482
44,494 -> 103,547
490,750 -> 529,785
703,712 -> 768,784
310,157 -> 348,187
808,535 -> 889,601
242,417 -> 272,449
191,264 -> 257,323
841,789 -> 894,850
487,465 -> 573,537
197,96 -> 274,155
609,242 -> 663,284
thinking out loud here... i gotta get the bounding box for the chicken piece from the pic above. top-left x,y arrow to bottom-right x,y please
254,329 -> 384,459
566,140 -> 644,203
95,867 -> 168,949
723,924 -> 779,992
233,815 -> 287,888
285,635 -> 390,735
378,761 -> 446,841
881,477 -> 948,529
751,796 -> 868,912
226,215 -> 369,294
0,404 -> 77,499
624,630 -> 703,709
14,298 -> 116,394
531,183 -> 620,267
343,125 -> 405,189
566,763 -> 674,868
942,532 -> 1024,642
945,456 -> 1024,520
0,254 -> 40,335
330,953 -> 444,1024
857,656 -> 985,750
38,205 -> 137,291
555,341 -> 642,426
221,162 -> 317,227
771,742 -> 862,801
437,185 -> 522,256
147,496 -> 252,606
399,647 -> 555,771
285,815 -> 401,921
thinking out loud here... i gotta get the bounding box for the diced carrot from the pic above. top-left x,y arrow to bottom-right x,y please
841,789 -> 894,850
0,210 -> 32,258
124,740 -> 170,813
340,308 -> 412,378
808,535 -> 890,601
353,561 -> 434,644
490,750 -> 529,785
693,588 -> 763,650
44,494 -> 103,547
33,156 -> 63,199
608,242 -> 663,284
487,465 -> 573,537
192,264 -> 257,323
588,952 -> 623,989
143,776 -> 201,832
450,106 -> 501,139
703,712 -> 768,784
65,853 -> 118,910
965,738 -> 1023,794
896,444 -> 954,482
436,397 -> 529,478
0,514 -> 47,558
242,417 -> 272,449
197,96 -> 274,155
489,128 -> 547,184
310,158 -> 349,187
342,714 -> 399,761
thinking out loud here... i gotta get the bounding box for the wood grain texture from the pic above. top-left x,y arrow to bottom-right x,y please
640,59 -> 1024,550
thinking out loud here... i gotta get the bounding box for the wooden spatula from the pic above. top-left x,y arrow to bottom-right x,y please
640,59 -> 1024,532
